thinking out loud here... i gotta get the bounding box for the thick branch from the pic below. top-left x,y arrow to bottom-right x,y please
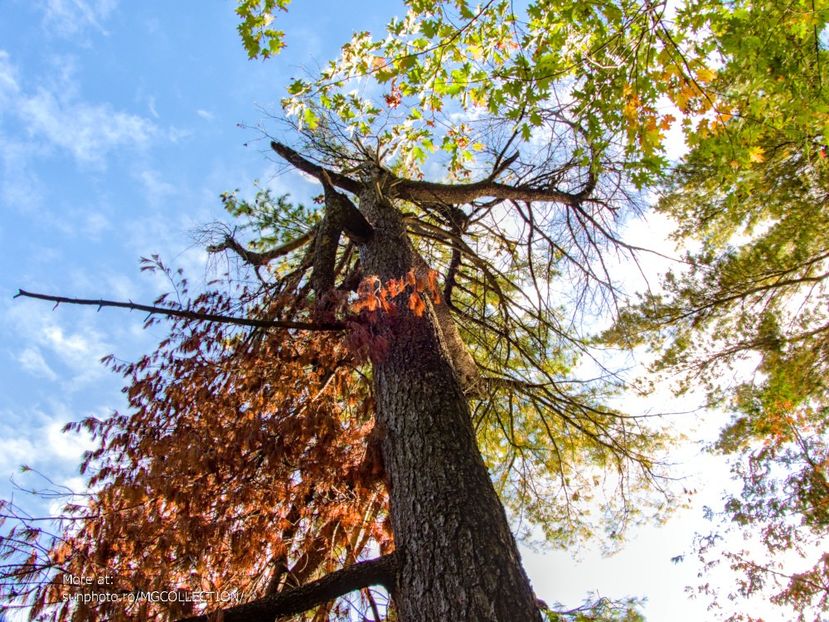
443,247 -> 461,305
313,176 -> 374,297
176,554 -> 397,622
14,290 -> 346,331
270,141 -> 363,195
312,211 -> 343,297
321,171 -> 373,244
271,141 -> 594,207
411,252 -> 482,396
393,175 -> 592,205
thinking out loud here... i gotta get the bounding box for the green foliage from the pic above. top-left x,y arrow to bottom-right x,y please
236,0 -> 292,59
267,0 -> 726,184
541,595 -> 646,622
605,0 -> 829,618
220,188 -> 318,250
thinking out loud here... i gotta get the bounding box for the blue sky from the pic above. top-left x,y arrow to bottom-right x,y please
0,2 -> 787,621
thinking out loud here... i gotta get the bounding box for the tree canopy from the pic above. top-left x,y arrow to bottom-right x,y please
606,1 -> 829,617
1,1 -> 828,621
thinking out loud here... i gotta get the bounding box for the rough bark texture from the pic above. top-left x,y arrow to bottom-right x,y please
411,250 -> 483,396
311,209 -> 343,298
357,185 -> 542,622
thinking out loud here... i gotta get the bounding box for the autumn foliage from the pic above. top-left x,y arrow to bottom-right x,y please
1,262 -> 394,621
347,269 -> 442,364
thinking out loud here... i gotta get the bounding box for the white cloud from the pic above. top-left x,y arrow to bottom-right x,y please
5,302 -> 111,386
0,51 -> 20,106
18,86 -> 158,166
45,418 -> 95,461
0,51 -> 163,172
81,210 -> 110,237
0,436 -> 37,473
17,347 -> 58,381
105,272 -> 140,301
0,133 -> 44,210
0,404 -> 101,479
196,109 -> 214,121
136,168 -> 176,205
39,0 -> 119,37
42,325 -> 102,366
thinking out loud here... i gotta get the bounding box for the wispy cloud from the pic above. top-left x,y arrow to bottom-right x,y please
17,347 -> 58,381
80,210 -> 110,238
19,86 -> 158,166
0,51 -> 20,105
136,168 -> 176,205
5,302 -> 111,386
43,326 -> 94,358
196,109 -> 214,121
39,0 -> 119,37
0,436 -> 36,474
0,48 -> 165,169
0,134 -> 44,211
0,404 -> 99,477
45,416 -> 95,461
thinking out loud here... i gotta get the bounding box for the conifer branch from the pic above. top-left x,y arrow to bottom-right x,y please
207,229 -> 315,266
14,290 -> 346,331
176,553 -> 397,622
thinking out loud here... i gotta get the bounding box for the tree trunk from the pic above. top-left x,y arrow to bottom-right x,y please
358,185 -> 542,622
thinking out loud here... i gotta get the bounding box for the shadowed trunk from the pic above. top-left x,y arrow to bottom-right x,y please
357,184 -> 542,622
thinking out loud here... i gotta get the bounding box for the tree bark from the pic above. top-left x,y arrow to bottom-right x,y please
357,185 -> 542,622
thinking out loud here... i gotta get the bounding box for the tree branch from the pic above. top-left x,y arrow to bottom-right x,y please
14,290 -> 346,331
393,174 -> 592,206
270,141 -> 594,207
320,170 -> 373,244
270,141 -> 363,195
176,553 -> 397,622
311,209 -> 344,297
207,229 -> 314,266
410,251 -> 482,397
312,174 -> 374,297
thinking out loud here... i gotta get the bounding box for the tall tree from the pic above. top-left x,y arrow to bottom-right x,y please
2,0 -> 824,621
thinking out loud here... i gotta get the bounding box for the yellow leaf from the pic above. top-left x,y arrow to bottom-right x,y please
748,146 -> 765,163
695,66 -> 717,84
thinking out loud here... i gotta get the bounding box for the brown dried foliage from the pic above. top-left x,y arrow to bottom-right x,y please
0,268 -> 391,621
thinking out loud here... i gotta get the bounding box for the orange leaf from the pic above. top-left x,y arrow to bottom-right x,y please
408,293 -> 426,317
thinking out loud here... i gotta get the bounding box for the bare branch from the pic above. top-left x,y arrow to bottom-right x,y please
320,170 -> 373,244
14,290 -> 346,331
207,229 -> 315,266
271,140 -> 594,206
270,141 -> 363,195
312,174 -> 374,298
